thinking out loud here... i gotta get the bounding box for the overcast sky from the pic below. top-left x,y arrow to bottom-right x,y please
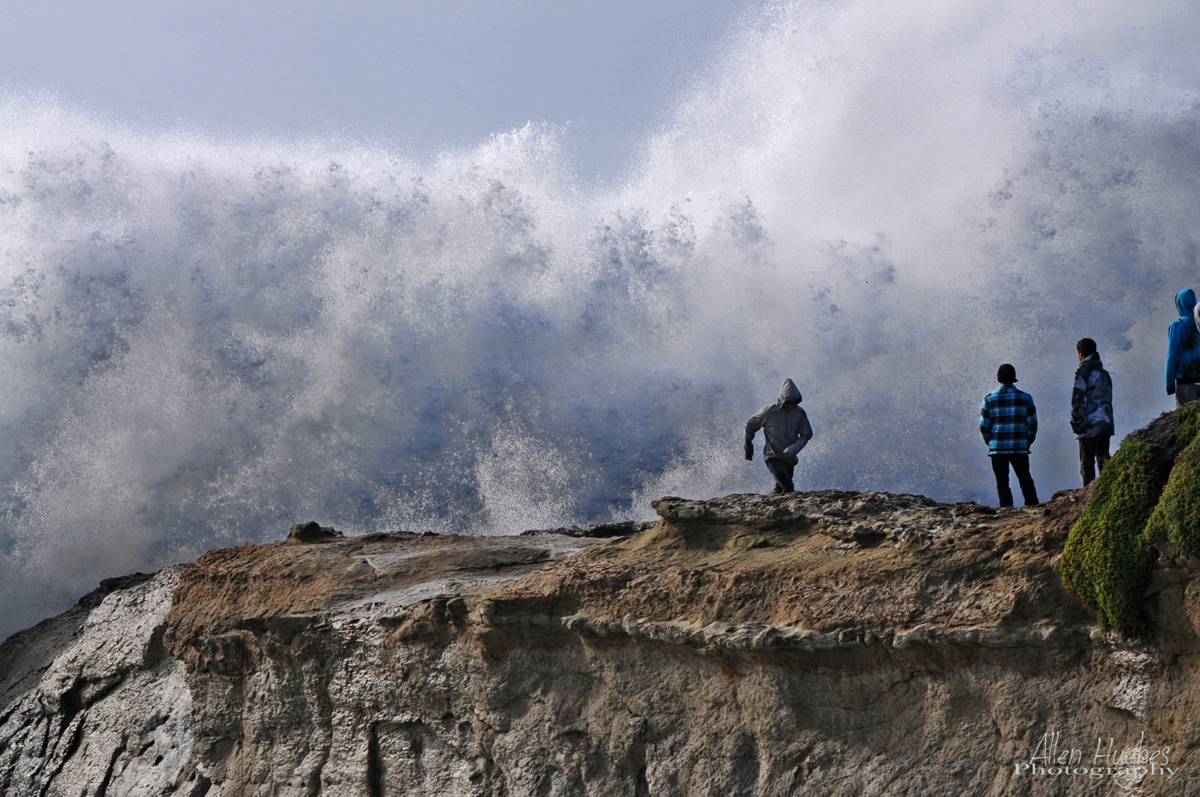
0,0 -> 753,179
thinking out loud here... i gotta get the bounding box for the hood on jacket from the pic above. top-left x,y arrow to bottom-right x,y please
1077,351 -> 1102,377
777,378 -> 802,407
1177,288 -> 1197,319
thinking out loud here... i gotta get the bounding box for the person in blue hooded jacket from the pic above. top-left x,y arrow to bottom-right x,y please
745,378 -> 813,494
1166,288 -> 1200,406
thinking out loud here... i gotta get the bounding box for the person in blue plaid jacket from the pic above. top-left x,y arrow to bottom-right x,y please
980,363 -> 1039,507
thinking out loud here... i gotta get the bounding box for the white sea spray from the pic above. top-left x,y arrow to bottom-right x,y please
3,0 -> 1200,636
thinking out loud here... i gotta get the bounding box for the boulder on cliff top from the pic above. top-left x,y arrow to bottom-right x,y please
286,521 -> 344,544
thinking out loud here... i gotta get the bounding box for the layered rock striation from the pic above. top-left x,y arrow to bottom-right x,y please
3,485 -> 1199,795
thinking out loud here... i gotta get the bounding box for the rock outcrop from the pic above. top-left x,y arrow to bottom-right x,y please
3,487 -> 1199,795
0,569 -> 192,797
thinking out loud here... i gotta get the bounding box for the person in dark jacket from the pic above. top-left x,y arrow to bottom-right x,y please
980,364 -> 1039,507
1166,288 -> 1200,405
1071,338 -> 1114,486
745,378 -> 813,494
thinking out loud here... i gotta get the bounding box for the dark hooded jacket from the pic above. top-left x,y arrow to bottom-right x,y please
1166,289 -> 1200,394
745,379 -> 813,462
1071,352 -> 1114,439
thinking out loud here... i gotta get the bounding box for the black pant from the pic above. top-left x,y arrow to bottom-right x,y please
991,454 -> 1038,507
765,456 -> 795,494
1177,382 -> 1200,407
1079,436 -> 1111,487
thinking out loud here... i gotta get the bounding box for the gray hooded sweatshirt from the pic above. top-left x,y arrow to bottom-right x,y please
745,379 -> 813,462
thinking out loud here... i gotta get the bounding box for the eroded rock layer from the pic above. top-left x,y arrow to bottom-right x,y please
4,489 -> 1200,796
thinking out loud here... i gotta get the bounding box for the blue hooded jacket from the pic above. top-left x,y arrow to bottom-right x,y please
1166,289 -> 1200,394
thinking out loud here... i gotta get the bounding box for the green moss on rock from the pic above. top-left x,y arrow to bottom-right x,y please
1146,420 -> 1200,558
1061,438 -> 1159,635
1061,403 -> 1200,637
1173,402 -> 1200,447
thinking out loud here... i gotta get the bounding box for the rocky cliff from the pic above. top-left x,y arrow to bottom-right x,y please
2,480 -> 1199,795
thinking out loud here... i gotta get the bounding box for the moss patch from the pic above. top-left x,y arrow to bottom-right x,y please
1061,438 -> 1160,635
1146,418 -> 1200,557
1061,404 -> 1200,637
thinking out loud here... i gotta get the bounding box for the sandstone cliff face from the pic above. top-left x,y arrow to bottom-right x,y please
2,489 -> 1197,796
0,569 -> 191,797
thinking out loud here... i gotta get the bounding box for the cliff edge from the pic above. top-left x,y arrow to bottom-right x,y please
4,452 -> 1200,794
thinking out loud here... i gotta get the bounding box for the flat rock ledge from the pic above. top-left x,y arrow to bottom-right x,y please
4,488 -> 1198,797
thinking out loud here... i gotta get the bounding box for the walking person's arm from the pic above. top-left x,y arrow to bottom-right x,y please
745,411 -> 765,460
783,412 -> 813,463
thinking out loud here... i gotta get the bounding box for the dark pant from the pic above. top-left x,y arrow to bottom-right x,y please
1178,382 -> 1200,407
765,456 -> 795,494
991,454 -> 1038,507
1079,436 -> 1111,487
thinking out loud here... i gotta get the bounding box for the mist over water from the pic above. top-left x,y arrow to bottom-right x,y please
4,0 -> 1200,637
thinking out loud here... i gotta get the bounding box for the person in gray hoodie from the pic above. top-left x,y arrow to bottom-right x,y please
745,379 -> 813,494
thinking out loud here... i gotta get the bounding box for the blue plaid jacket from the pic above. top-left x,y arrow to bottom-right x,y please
980,384 -> 1037,456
